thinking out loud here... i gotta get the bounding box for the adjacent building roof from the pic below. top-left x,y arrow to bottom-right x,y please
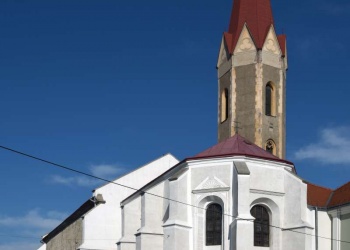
328,181 -> 350,208
306,182 -> 333,208
189,134 -> 293,165
224,0 -> 286,55
307,181 -> 350,209
41,199 -> 95,243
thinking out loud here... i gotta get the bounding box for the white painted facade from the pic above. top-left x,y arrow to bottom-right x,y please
119,156 -> 316,250
38,154 -> 178,250
37,243 -> 46,250
328,206 -> 350,250
78,153 -> 178,250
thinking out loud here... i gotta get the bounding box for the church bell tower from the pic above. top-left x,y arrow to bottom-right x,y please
217,0 -> 287,159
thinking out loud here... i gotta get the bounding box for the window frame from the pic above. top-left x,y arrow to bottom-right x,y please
251,205 -> 270,247
265,82 -> 275,117
221,88 -> 229,123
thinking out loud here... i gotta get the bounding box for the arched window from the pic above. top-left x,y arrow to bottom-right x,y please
206,203 -> 222,246
221,88 -> 229,122
265,139 -> 276,155
251,205 -> 270,247
265,83 -> 275,116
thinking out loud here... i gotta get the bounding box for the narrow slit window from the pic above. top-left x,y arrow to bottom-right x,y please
266,140 -> 276,155
221,89 -> 229,122
265,84 -> 273,116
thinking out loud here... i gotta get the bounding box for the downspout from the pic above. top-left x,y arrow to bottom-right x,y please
315,207 -> 318,250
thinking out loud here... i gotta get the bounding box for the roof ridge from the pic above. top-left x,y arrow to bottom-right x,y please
334,181 -> 350,191
305,181 -> 333,191
326,191 -> 335,207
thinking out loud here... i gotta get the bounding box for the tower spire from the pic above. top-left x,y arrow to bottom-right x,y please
217,0 -> 287,159
225,0 -> 275,53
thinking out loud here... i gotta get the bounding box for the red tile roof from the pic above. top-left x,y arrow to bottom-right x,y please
328,182 -> 350,208
277,34 -> 286,56
307,181 -> 350,208
306,182 -> 333,207
224,0 -> 286,56
189,134 -> 293,165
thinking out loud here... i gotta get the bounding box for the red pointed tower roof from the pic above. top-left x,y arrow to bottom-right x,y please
224,0 -> 285,55
189,134 -> 293,165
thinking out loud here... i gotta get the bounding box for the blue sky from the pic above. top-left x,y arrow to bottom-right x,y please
0,0 -> 350,249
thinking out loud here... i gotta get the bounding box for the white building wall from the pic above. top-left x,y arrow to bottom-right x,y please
246,159 -> 313,250
79,154 -> 178,250
136,182 -> 166,250
38,244 -> 46,250
341,212 -> 350,250
318,211 -> 332,250
118,156 -> 322,250
307,209 -> 332,250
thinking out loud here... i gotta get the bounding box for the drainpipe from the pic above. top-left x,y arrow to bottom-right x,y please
315,207 -> 318,250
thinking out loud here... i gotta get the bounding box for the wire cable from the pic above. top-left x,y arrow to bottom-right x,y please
0,145 -> 349,245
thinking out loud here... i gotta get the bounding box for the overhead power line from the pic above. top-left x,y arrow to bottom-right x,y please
0,145 -> 349,245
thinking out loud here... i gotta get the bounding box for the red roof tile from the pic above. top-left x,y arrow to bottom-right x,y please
225,0 -> 285,55
277,34 -> 286,56
328,182 -> 350,208
306,182 -> 333,207
189,134 -> 293,165
307,181 -> 350,208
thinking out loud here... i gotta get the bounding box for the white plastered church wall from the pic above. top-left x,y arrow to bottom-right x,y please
78,154 -> 178,250
119,155 -> 315,250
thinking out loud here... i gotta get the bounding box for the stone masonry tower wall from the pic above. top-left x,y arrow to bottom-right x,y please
217,0 -> 287,158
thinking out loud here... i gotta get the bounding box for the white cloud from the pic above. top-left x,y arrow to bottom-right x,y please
50,175 -> 98,187
294,126 -> 350,164
0,209 -> 67,250
49,164 -> 124,187
90,164 -> 121,178
0,209 -> 67,230
0,242 -> 41,250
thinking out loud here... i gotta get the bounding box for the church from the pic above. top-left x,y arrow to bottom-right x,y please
37,0 -> 350,249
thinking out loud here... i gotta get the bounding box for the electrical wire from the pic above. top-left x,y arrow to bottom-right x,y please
0,145 -> 349,245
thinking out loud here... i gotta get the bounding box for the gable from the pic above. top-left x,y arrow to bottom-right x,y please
193,176 -> 230,194
262,26 -> 282,56
233,24 -> 257,54
217,37 -> 229,68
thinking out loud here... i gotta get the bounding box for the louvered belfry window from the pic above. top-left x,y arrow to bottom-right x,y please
251,205 -> 270,247
206,203 -> 222,246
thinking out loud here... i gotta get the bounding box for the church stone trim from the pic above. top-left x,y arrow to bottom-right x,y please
193,176 -> 230,194
250,189 -> 285,197
233,161 -> 250,175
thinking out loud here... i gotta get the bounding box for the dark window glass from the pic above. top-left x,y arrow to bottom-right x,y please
206,204 -> 222,246
266,84 -> 272,116
266,140 -> 274,154
251,205 -> 270,247
225,89 -> 229,120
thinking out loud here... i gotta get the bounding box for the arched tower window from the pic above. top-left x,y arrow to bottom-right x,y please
221,88 -> 229,122
206,203 -> 222,246
265,139 -> 276,155
251,205 -> 270,247
265,82 -> 275,116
